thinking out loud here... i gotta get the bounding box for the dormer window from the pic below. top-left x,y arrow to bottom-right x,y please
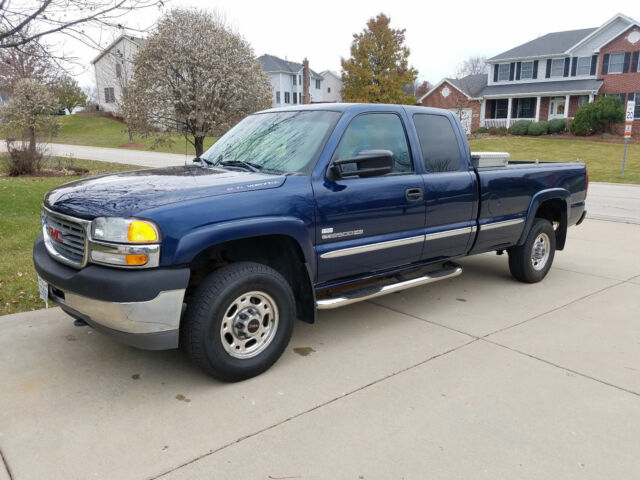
550,58 -> 565,77
497,63 -> 510,81
608,53 -> 625,74
576,56 -> 592,76
520,61 -> 533,79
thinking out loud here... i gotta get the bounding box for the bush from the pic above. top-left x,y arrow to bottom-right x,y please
548,118 -> 566,134
3,140 -> 45,176
571,102 -> 595,136
571,96 -> 625,136
509,119 -> 532,135
496,126 -> 508,136
527,121 -> 549,136
475,127 -> 489,134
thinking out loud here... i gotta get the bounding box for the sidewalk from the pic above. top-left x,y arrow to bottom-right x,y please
1,219 -> 639,479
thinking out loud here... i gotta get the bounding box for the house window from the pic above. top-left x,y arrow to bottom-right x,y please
550,58 -> 565,77
298,75 -> 302,85
608,53 -> 625,73
284,92 -> 290,104
517,98 -> 534,118
115,63 -> 122,78
498,63 -> 510,81
104,87 -> 115,103
328,87 -> 331,93
293,91 -> 298,104
292,75 -> 296,86
520,61 -> 533,80
577,95 -> 589,108
276,91 -> 281,104
315,79 -> 321,89
634,94 -> 640,118
495,99 -> 508,118
299,92 -> 302,103
576,57 -> 591,76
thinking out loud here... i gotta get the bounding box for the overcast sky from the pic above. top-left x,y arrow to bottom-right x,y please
56,0 -> 639,89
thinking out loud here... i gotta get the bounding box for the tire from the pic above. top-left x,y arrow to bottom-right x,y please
508,218 -> 556,283
183,262 -> 295,382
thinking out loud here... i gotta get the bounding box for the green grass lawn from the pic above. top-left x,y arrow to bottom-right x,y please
469,136 -> 639,184
0,158 -> 144,316
56,115 -> 217,155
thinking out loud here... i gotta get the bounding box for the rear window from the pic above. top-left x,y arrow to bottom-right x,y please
413,114 -> 462,173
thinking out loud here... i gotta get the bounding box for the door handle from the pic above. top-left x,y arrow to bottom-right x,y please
405,188 -> 423,202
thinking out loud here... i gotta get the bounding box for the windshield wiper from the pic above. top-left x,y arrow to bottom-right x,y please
218,160 -> 263,173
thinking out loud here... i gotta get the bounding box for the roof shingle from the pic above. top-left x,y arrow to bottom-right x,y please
488,28 -> 597,62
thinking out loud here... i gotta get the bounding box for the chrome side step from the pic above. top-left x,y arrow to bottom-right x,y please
316,262 -> 463,310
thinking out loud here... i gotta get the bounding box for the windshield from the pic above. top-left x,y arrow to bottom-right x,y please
201,110 -> 341,174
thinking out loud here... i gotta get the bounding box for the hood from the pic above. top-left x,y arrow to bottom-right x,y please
45,165 -> 287,219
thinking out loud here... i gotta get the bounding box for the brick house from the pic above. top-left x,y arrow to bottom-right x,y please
419,13 -> 640,133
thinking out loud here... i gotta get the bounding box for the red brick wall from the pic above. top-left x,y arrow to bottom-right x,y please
420,81 -> 482,131
598,25 -> 640,96
538,97 -> 550,122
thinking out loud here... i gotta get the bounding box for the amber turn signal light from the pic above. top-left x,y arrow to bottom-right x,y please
126,254 -> 148,266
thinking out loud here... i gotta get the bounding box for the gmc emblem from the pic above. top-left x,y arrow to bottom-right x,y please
48,226 -> 63,242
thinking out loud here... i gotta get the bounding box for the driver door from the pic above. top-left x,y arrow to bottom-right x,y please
313,112 -> 426,284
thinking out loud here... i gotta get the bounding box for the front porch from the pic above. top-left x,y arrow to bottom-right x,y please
481,94 -> 593,128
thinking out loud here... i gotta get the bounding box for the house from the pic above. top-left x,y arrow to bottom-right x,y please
91,35 -> 142,112
258,54 -> 324,106
420,13 -> 640,133
319,70 -> 342,102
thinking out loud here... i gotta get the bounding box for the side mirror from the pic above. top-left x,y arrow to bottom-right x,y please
330,149 -> 394,179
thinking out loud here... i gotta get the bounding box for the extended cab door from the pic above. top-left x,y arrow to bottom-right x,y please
412,112 -> 477,260
313,112 -> 426,284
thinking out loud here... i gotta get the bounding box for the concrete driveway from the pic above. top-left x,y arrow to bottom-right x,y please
1,218 -> 639,479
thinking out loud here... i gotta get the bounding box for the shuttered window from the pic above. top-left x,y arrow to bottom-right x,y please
550,59 -> 565,77
576,57 -> 592,76
497,63 -> 510,81
104,87 -> 115,103
608,53 -> 625,73
520,61 -> 533,79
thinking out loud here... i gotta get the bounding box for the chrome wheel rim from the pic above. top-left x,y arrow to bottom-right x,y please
220,291 -> 279,359
531,232 -> 551,271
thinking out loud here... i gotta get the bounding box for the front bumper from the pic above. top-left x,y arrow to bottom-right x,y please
33,236 -> 190,350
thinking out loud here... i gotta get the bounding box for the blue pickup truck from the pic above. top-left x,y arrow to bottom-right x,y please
34,104 -> 588,381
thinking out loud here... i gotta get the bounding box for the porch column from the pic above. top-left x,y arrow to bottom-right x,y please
564,94 -> 570,118
535,96 -> 541,122
506,97 -> 512,127
589,92 -> 594,103
480,99 -> 486,127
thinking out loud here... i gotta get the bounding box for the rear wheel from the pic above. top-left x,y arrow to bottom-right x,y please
183,262 -> 295,382
508,218 -> 556,283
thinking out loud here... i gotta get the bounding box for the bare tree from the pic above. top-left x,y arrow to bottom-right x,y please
0,0 -> 164,54
415,80 -> 432,98
456,56 -> 488,77
124,8 -> 273,157
0,27 -> 58,95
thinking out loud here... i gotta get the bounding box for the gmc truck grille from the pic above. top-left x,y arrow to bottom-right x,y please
42,208 -> 88,267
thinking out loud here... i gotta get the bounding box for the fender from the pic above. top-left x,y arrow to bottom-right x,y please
517,188 -> 570,247
170,216 -> 316,278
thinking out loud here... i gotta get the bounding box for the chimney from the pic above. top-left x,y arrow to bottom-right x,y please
302,58 -> 311,104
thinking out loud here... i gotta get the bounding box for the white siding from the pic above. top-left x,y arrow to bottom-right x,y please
93,37 -> 139,113
320,71 -> 342,102
570,17 -> 633,56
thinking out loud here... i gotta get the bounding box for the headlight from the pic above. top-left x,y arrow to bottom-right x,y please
91,217 -> 160,243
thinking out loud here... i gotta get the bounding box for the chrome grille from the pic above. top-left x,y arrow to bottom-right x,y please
42,208 -> 88,268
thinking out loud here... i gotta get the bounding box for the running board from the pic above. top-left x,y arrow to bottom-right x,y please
316,262 -> 463,310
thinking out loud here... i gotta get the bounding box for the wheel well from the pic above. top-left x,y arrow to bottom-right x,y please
535,198 -> 567,250
186,235 -> 315,323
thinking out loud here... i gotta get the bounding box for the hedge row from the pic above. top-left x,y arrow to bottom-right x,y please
475,118 -> 566,136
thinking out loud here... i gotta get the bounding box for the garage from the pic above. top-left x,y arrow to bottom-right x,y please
449,108 -> 472,134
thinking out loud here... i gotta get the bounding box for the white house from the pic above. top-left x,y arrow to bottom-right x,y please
319,70 -> 342,102
258,54 -> 324,107
91,35 -> 142,113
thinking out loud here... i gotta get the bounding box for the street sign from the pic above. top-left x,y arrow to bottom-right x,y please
621,100 -> 634,177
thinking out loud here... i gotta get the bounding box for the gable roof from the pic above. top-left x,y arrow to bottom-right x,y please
319,70 -> 341,81
569,13 -> 640,53
91,35 -> 143,64
258,54 -> 323,80
488,28 -> 597,62
418,73 -> 487,103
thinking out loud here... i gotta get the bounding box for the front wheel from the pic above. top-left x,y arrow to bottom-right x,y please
183,262 -> 295,382
508,218 -> 556,283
